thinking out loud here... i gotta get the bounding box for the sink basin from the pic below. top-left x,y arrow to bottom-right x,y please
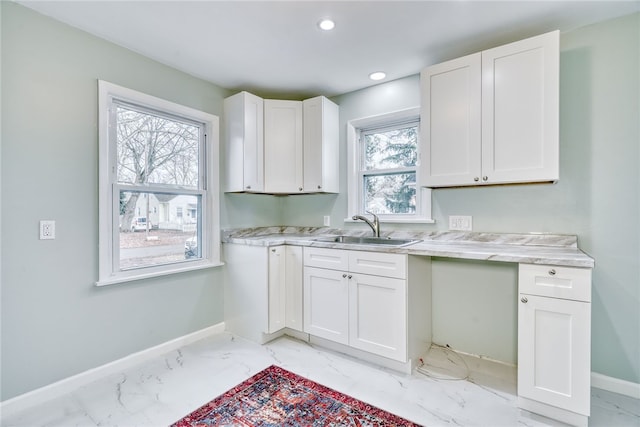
314,235 -> 421,247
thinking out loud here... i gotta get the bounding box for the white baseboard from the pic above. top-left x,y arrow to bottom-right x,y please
0,322 -> 225,419
591,372 -> 640,399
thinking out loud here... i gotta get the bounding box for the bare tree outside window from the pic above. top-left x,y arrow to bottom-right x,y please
116,104 -> 200,233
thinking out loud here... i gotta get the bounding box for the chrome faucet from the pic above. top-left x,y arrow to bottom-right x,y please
352,212 -> 380,237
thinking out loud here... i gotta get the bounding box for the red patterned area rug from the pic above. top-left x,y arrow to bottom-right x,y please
172,365 -> 421,426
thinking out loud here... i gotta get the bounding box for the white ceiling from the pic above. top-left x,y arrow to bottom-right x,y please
17,0 -> 640,99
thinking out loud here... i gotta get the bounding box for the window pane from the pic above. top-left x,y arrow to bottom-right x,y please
116,104 -> 200,188
364,124 -> 418,170
119,191 -> 201,270
364,173 -> 416,214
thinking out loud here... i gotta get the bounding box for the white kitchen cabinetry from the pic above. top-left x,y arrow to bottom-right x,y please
303,247 -> 429,363
303,96 -> 339,193
224,244 -> 303,343
224,91 -> 264,192
421,31 -> 559,187
264,100 -> 304,193
224,92 -> 338,194
284,245 -> 304,331
517,264 -> 591,426
304,266 -> 350,344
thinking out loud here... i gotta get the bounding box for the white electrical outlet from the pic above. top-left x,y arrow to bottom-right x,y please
449,215 -> 472,231
323,216 -> 331,226
40,220 -> 56,240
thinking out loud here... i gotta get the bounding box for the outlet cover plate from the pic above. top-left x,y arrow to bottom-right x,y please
449,215 -> 472,231
40,220 -> 56,240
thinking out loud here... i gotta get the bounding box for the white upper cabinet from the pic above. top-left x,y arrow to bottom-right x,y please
421,30 -> 559,187
224,93 -> 339,194
421,53 -> 482,187
264,100 -> 303,193
224,91 -> 264,192
303,96 -> 339,193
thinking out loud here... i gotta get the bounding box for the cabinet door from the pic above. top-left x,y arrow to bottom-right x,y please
267,247 -> 286,333
284,246 -> 303,331
264,100 -> 303,193
482,31 -> 559,184
304,267 -> 349,345
420,53 -> 482,187
224,91 -> 264,192
518,294 -> 591,416
349,273 -> 407,361
303,96 -> 339,193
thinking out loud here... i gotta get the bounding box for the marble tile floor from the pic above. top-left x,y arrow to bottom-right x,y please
2,333 -> 638,427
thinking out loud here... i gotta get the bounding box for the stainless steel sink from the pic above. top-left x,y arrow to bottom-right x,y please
314,235 -> 421,247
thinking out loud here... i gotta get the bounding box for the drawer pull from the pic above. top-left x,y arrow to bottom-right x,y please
521,296 -> 528,303
342,273 -> 347,278
548,269 -> 556,276
348,275 -> 353,279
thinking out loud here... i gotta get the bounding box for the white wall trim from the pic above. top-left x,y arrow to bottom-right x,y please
591,372 -> 640,399
0,322 -> 226,418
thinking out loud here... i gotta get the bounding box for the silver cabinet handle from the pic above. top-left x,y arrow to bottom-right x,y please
317,185 -> 322,189
521,296 -> 528,303
342,273 -> 347,278
246,185 -> 251,189
348,275 -> 353,279
549,269 -> 556,276
474,177 -> 480,182
271,248 -> 276,253
299,187 -> 303,191
482,176 -> 488,181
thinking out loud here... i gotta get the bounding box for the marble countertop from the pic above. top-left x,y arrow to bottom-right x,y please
222,227 -> 595,268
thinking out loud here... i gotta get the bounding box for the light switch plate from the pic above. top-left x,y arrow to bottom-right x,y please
449,215 -> 472,231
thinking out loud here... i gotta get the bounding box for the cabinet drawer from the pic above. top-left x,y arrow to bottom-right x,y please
304,247 -> 349,271
349,251 -> 406,280
519,264 -> 591,302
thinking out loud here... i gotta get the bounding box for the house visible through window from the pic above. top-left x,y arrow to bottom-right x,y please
98,81 -> 221,285
347,108 -> 432,223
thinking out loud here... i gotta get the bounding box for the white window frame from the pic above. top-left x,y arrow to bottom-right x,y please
97,80 -> 222,286
346,107 -> 433,223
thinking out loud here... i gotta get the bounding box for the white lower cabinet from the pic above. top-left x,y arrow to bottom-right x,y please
224,244 -> 302,343
349,273 -> 407,361
517,264 -> 592,426
303,266 -> 349,344
284,246 -> 304,331
303,247 -> 427,363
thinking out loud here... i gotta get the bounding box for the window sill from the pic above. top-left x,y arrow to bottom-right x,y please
344,217 -> 435,225
96,260 -> 224,287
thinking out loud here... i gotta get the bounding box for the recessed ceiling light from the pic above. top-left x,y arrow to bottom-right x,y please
318,19 -> 335,31
369,71 -> 386,81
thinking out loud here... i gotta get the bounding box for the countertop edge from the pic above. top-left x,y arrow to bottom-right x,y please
221,229 -> 595,269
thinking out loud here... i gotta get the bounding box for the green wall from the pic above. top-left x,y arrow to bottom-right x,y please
0,2 -> 281,400
1,2 -> 638,401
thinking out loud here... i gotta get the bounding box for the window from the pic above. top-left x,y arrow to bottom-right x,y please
347,108 -> 432,223
98,81 -> 221,286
